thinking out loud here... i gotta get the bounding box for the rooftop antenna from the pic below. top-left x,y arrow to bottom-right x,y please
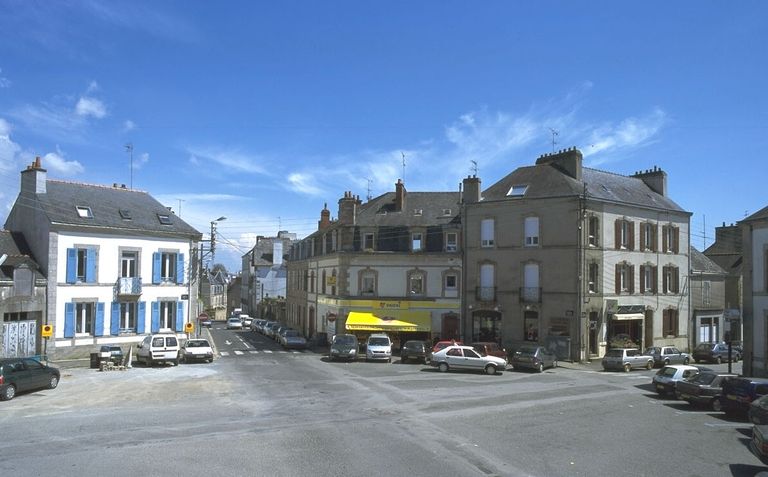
549,128 -> 559,152
124,142 -> 134,189
366,178 -> 373,201
176,198 -> 185,218
470,159 -> 478,176
401,151 -> 407,183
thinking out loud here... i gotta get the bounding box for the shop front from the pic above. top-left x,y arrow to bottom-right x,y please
345,309 -> 431,351
607,305 -> 646,350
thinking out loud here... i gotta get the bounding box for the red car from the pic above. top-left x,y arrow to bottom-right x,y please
432,340 -> 463,353
472,342 -> 507,359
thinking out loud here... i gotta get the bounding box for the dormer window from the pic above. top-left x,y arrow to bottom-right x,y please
157,214 -> 172,225
119,209 -> 132,220
442,208 -> 452,216
76,206 -> 93,218
413,209 -> 423,216
507,185 -> 528,197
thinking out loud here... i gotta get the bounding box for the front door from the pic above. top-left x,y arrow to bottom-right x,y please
441,314 -> 459,340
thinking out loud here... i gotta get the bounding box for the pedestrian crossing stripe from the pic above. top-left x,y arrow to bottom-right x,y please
234,350 -> 244,355
220,351 -> 230,356
263,350 -> 273,353
249,351 -> 259,354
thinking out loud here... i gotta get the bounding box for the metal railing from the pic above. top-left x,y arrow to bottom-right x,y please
475,286 -> 496,302
116,277 -> 142,295
519,287 -> 542,303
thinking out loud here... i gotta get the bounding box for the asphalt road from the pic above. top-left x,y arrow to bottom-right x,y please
1,327 -> 766,477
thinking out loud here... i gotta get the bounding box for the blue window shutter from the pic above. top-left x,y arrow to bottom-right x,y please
66,248 -> 77,283
176,301 -> 184,331
137,301 -> 146,334
111,302 -> 120,335
86,248 -> 97,283
95,302 -> 105,336
152,252 -> 161,284
151,301 -> 160,333
176,253 -> 185,284
64,303 -> 75,337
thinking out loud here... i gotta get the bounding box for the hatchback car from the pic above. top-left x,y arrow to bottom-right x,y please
366,334 -> 393,362
602,348 -> 654,372
722,377 -> 768,416
199,316 -> 213,328
472,342 -> 507,360
432,340 -> 463,353
99,345 -> 124,365
329,334 -> 359,362
645,346 -> 691,367
226,317 -> 243,330
431,345 -> 507,375
693,342 -> 740,364
180,339 -> 214,363
652,365 -> 701,396
400,340 -> 431,364
240,315 -> 253,328
280,329 -> 307,350
676,372 -> 737,411
0,358 -> 60,401
510,345 -> 557,373
749,395 -> 768,425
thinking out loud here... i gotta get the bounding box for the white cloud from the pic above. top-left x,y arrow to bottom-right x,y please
584,108 -> 667,163
75,96 -> 107,118
134,152 -> 150,169
86,81 -> 99,93
287,172 -> 325,196
123,119 -> 136,132
41,148 -> 84,176
0,68 -> 10,88
185,146 -> 267,175
0,118 -> 21,174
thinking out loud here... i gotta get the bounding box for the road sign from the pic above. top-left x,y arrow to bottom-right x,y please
185,322 -> 194,333
181,294 -> 189,300
41,324 -> 53,338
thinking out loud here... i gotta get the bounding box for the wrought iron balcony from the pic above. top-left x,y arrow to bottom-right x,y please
519,287 -> 542,303
475,286 -> 496,302
116,277 -> 142,296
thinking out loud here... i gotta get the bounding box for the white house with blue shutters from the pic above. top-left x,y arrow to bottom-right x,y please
4,158 -> 202,361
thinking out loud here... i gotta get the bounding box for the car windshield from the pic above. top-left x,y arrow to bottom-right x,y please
404,342 -> 423,349
229,318 -> 241,323
690,373 -> 716,385
695,343 -> 713,351
645,347 -> 660,354
604,349 -> 623,357
187,340 -> 210,348
516,346 -> 538,355
369,338 -> 390,346
285,330 -> 300,337
334,336 -> 356,345
658,367 -> 678,377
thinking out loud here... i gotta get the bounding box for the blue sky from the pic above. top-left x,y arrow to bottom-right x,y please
1,1 -> 766,272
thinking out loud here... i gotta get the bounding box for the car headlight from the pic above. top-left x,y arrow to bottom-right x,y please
331,347 -> 339,354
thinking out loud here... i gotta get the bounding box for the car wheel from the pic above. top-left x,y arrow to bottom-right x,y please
716,356 -> 722,365
1,384 -> 16,401
485,364 -> 497,375
48,375 -> 59,389
207,358 -> 213,363
624,363 -> 632,373
646,361 -> 653,370
664,359 -> 670,365
712,398 -> 722,412
552,360 -> 558,368
438,362 -> 449,373
537,363 -> 544,373
683,357 -> 690,365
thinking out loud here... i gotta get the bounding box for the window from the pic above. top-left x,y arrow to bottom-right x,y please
588,263 -> 598,293
119,302 -> 137,331
412,232 -> 423,252
153,251 -> 184,284
76,206 -> 93,218
588,216 -> 599,247
507,184 -> 528,197
481,219 -> 495,247
408,271 -> 425,295
663,309 -> 679,337
157,213 -> 172,225
119,209 -> 132,220
442,208 -> 452,216
364,233 -> 375,250
479,263 -> 495,301
615,263 -> 634,294
703,281 -> 711,306
159,301 -> 177,329
360,271 -> 376,296
321,270 -> 327,294
413,209 -> 423,216
640,265 -> 657,293
121,251 -> 138,278
640,223 -> 656,252
524,310 -> 539,341
663,265 -> 680,293
524,217 -> 539,246
446,232 -> 458,252
13,266 -> 33,296
76,302 -> 95,335
331,270 -> 337,295
445,274 -> 457,289
615,219 -> 634,250
662,224 -> 679,253
66,247 -> 97,283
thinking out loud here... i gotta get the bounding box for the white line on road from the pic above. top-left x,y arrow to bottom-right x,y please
249,351 -> 259,354
220,351 -> 230,356
234,350 -> 244,355
704,422 -> 748,428
263,350 -> 273,354
278,351 -> 287,354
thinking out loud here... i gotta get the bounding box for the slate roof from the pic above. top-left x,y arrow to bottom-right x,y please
482,164 -> 688,213
690,247 -> 727,275
742,204 -> 768,223
35,180 -> 201,238
0,230 -> 45,280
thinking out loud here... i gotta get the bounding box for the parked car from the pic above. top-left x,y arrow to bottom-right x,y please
329,334 -> 359,362
280,330 -> 307,349
652,365 -> 701,396
676,371 -> 737,411
510,345 -> 557,373
199,316 -> 212,328
400,340 -> 431,364
264,322 -> 280,338
749,395 -> 768,425
226,317 -> 243,330
645,346 -> 690,367
252,319 -> 266,333
240,315 -> 253,328
752,425 -> 768,459
693,342 -> 740,364
366,334 -> 393,362
432,340 -> 463,353
0,358 -> 60,401
431,345 -> 507,375
472,342 -> 507,360
99,345 -> 124,365
136,333 -> 181,366
721,377 -> 768,416
180,339 -> 214,363
601,348 -> 654,372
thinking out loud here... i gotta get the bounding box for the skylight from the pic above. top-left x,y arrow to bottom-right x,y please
413,209 -> 423,216
119,209 -> 132,220
443,209 -> 452,216
506,185 -> 528,197
76,206 -> 93,218
157,214 -> 172,225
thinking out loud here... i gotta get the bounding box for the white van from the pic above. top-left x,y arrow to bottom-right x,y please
136,333 -> 181,366
366,333 -> 393,363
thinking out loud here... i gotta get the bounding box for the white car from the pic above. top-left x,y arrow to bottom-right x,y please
180,339 -> 214,363
652,364 -> 702,396
226,317 -> 243,330
430,345 -> 507,375
135,333 -> 181,366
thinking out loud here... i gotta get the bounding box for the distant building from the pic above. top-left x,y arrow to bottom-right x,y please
4,158 -> 202,361
704,222 -> 743,342
241,231 -> 295,316
741,204 -> 768,376
689,247 -> 728,344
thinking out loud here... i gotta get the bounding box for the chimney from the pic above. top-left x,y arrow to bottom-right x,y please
318,203 -> 331,230
272,241 -> 283,266
20,156 -> 47,196
462,176 -> 481,204
394,179 -> 406,211
535,147 -> 582,181
713,223 -> 742,253
337,191 -> 358,225
631,165 -> 667,197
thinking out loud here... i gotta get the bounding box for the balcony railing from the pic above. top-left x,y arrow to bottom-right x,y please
475,286 -> 496,302
116,277 -> 142,296
519,287 -> 542,303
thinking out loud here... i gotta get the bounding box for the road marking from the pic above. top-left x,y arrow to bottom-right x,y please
249,351 -> 259,354
234,350 -> 244,355
263,350 -> 273,354
704,422 -> 748,428
220,351 -> 230,356
278,351 -> 287,354
242,341 -> 251,349
225,340 -> 232,345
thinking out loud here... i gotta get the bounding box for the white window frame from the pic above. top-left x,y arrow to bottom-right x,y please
480,219 -> 495,247
446,232 -> 458,252
524,217 -> 540,246
363,233 -> 375,251
412,232 -> 423,252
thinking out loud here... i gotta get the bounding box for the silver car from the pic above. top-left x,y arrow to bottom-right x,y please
645,346 -> 691,367
431,345 -> 507,375
601,348 -> 654,372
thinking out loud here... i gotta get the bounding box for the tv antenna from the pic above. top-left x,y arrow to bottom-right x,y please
366,178 -> 373,201
549,128 -> 559,152
470,159 -> 478,176
176,198 -> 185,218
125,142 -> 134,189
401,151 -> 407,183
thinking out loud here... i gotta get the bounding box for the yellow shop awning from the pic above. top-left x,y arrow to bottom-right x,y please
345,311 -> 431,332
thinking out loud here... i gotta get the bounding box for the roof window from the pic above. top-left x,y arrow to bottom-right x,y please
506,185 -> 528,197
157,214 -> 172,225
76,206 -> 93,218
119,209 -> 132,220
413,209 -> 423,216
442,209 -> 452,216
